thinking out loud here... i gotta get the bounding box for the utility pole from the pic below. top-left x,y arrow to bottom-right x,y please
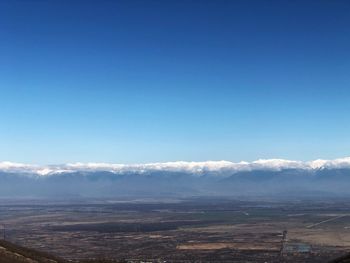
1,224 -> 5,240
280,229 -> 287,261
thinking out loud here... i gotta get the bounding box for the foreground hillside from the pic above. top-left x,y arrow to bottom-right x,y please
330,253 -> 350,263
0,240 -> 66,263
0,240 -> 121,263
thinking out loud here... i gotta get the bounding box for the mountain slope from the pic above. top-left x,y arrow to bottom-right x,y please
0,240 -> 66,263
329,253 -> 350,263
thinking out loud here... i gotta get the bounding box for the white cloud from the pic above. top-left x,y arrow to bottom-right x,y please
308,157 -> 350,169
1,157 -> 350,176
0,161 -> 38,173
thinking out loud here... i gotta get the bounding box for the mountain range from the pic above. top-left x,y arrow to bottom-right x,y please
1,158 -> 350,199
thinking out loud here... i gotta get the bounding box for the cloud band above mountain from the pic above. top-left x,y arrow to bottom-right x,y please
1,157 -> 350,176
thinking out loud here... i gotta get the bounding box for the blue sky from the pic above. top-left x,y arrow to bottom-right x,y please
1,0 -> 350,164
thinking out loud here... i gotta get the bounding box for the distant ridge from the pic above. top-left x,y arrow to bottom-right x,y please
0,166 -> 350,198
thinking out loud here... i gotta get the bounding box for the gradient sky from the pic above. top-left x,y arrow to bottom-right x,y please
1,0 -> 350,164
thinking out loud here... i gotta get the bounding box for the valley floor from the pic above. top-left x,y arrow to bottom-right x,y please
0,197 -> 349,262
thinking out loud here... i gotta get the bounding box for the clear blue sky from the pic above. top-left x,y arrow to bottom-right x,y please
1,0 -> 350,164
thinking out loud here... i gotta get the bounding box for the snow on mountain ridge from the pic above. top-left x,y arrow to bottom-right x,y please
1,157 -> 350,176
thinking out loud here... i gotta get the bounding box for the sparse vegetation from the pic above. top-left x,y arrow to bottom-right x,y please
0,198 -> 349,262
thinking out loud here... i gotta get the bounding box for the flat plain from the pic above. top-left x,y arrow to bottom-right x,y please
0,197 -> 349,262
